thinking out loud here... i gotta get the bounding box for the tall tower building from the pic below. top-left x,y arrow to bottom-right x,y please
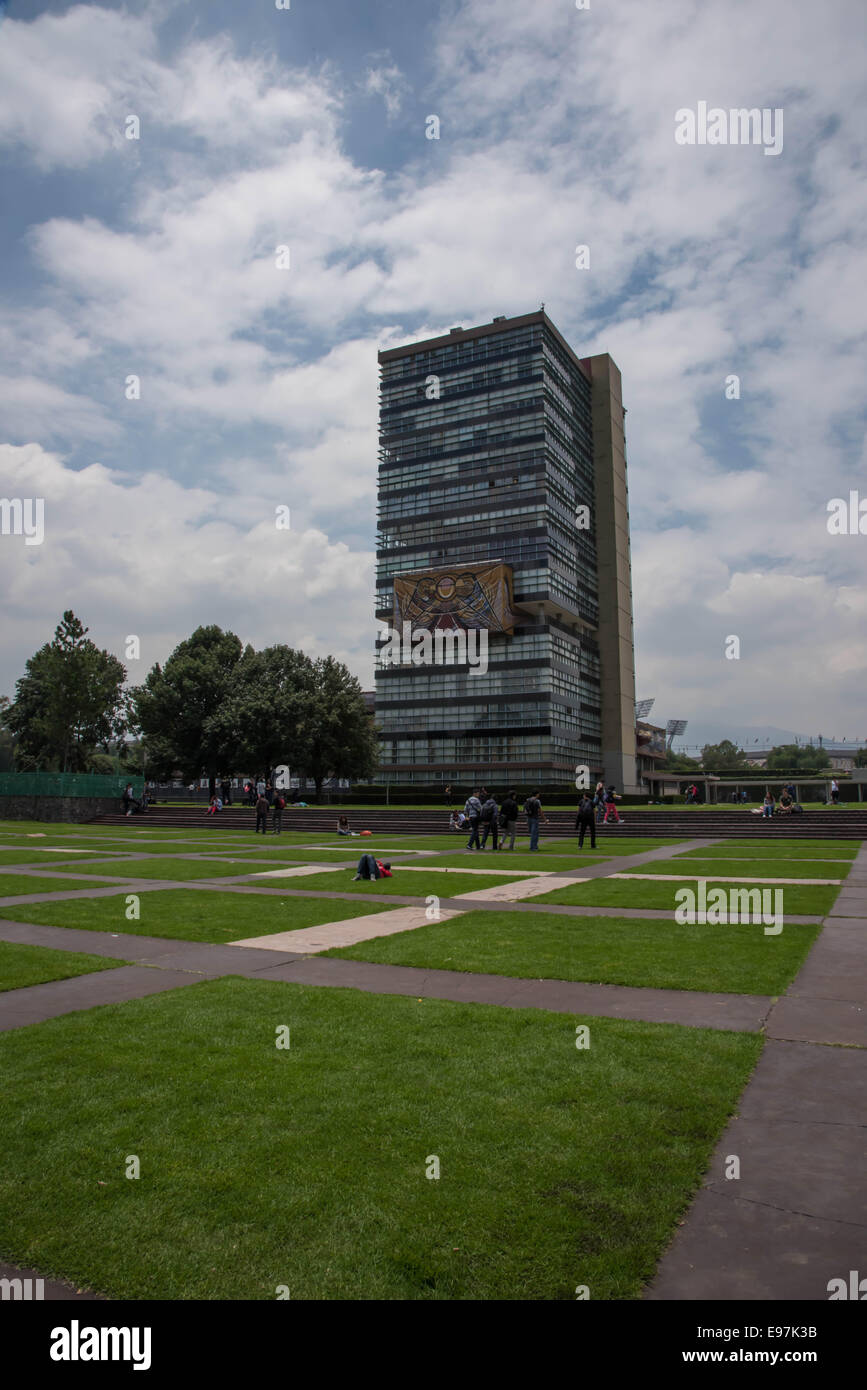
374,310 -> 638,791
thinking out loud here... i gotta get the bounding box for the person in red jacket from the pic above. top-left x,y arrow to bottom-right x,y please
353,854 -> 392,880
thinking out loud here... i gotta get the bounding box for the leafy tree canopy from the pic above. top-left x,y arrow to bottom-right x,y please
300,655 -> 379,796
765,743 -> 831,774
662,749 -> 702,772
700,740 -> 750,772
132,633 -> 377,798
131,626 -> 246,783
2,612 -> 127,772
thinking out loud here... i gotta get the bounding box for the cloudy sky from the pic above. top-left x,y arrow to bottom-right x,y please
0,0 -> 865,752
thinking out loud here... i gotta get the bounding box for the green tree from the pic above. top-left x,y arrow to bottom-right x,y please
205,644 -> 314,778
2,612 -> 127,772
662,749 -> 701,773
0,697 -> 15,772
296,656 -> 379,799
132,626 -> 246,794
700,740 -> 749,772
765,743 -> 830,775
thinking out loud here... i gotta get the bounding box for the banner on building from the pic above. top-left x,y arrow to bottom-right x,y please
393,561 -> 520,634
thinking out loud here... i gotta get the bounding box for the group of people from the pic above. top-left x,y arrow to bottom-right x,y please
254,786 -> 287,833
446,783 -> 627,852
761,784 -> 804,818
454,788 -> 549,851
121,784 -> 149,816
244,777 -> 271,808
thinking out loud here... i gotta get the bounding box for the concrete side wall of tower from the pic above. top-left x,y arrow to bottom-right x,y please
587,353 -> 639,793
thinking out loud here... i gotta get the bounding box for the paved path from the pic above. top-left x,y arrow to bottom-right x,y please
0,914 -> 769,1032
645,842 -> 867,1300
0,835 -> 773,1034
0,1261 -> 104,1301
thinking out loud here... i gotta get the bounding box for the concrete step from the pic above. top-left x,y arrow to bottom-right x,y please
89,807 -> 867,839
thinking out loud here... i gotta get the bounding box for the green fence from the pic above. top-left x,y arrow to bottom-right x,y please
0,772 -> 142,799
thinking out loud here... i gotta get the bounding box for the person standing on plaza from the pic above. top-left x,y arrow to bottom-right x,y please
525,790 -> 548,851
594,781 -> 606,825
272,792 -> 285,833
464,790 -> 482,850
255,792 -> 269,834
830,778 -> 840,805
576,793 -> 596,849
498,789 -> 519,850
479,791 -> 500,850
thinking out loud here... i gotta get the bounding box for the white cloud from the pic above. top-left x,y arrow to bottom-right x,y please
0,443 -> 376,691
362,54 -> 410,120
0,0 -> 864,736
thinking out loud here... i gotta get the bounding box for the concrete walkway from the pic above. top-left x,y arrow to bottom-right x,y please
645,842 -> 867,1300
0,915 -> 769,1032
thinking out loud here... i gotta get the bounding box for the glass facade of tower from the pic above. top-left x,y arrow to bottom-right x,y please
374,312 -> 609,786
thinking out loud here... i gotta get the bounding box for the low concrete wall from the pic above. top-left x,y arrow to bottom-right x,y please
0,795 -> 123,823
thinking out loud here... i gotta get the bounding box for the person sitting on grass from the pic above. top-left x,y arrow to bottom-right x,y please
337,815 -> 352,836
353,854 -> 392,881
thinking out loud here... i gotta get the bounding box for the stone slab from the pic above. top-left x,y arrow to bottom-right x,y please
250,956 -> 770,1031
0,965 -> 202,1031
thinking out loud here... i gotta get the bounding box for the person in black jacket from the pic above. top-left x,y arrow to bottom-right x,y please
255,793 -> 269,834
479,792 -> 500,850
576,793 -> 596,849
498,790 -> 519,850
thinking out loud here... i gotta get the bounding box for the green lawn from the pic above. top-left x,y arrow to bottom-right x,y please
129,840 -> 300,853
0,874 -> 118,897
52,857 -> 333,881
323,909 -> 820,995
336,835 -> 684,858
408,853 -> 609,873
0,940 -> 126,991
204,845 -> 425,862
0,890 -> 393,943
281,869 -> 521,897
623,859 -> 848,881
0,848 -> 104,865
674,841 -> 859,861
533,878 -> 836,916
545,838 -> 687,855
0,976 -> 762,1300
